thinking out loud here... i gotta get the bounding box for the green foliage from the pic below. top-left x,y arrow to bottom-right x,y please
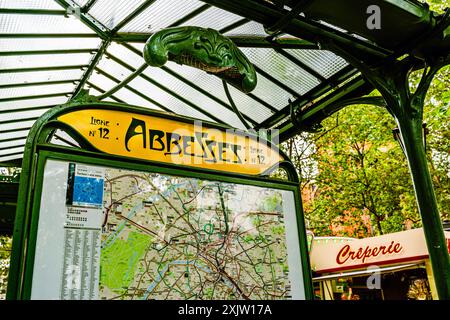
283,63 -> 450,237
424,0 -> 449,12
298,105 -> 421,237
0,236 -> 12,300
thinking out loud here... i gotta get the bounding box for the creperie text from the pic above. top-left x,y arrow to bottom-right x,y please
336,241 -> 403,264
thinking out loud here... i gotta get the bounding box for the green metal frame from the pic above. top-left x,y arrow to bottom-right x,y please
6,101 -> 313,300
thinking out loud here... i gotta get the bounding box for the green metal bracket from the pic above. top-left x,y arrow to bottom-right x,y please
143,26 -> 258,94
71,88 -> 99,104
54,0 -> 110,40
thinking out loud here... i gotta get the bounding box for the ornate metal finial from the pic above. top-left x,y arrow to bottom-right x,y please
143,26 -> 257,93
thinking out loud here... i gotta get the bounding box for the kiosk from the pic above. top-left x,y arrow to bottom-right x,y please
6,102 -> 313,300
310,228 -> 450,300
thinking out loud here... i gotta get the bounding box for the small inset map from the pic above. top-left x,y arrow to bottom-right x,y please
73,176 -> 104,207
67,163 -> 105,208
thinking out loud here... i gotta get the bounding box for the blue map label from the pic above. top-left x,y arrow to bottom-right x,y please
66,163 -> 105,209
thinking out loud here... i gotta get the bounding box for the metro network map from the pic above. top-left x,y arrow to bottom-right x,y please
99,168 -> 293,300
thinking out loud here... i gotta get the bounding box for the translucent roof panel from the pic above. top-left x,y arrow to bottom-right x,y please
0,108 -> 50,122
285,49 -> 349,79
240,47 -> 321,95
0,69 -> 84,85
0,119 -> 36,133
0,38 -> 101,52
93,54 -> 211,118
0,53 -> 94,70
0,139 -> 27,151
119,0 -> 204,33
0,145 -> 24,156
106,42 -> 142,68
0,83 -> 76,100
109,87 -> 163,112
247,73 -> 294,111
0,153 -> 23,162
127,76 -> 213,122
88,0 -> 147,29
224,21 -> 269,36
0,14 -> 95,34
88,71 -> 123,93
50,129 -> 82,148
0,96 -> 68,112
0,0 -> 61,9
165,61 -> 273,123
72,0 -> 89,7
95,55 -> 134,84
179,6 -> 244,30
142,66 -> 246,129
0,131 -> 28,143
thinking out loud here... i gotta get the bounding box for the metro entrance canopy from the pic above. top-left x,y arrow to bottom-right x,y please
1,0 -> 450,299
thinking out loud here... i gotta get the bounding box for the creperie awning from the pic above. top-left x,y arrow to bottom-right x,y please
310,228 -> 450,274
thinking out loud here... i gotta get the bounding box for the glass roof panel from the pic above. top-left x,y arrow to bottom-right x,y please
0,69 -> 84,85
0,154 -> 22,161
103,97 -> 116,103
88,71 -> 122,93
0,130 -> 28,142
0,140 -> 26,151
0,119 -> 36,131
0,108 -> 49,122
50,129 -> 81,148
0,145 -> 24,156
0,38 -> 101,52
0,53 -> 93,70
119,0 -> 204,33
0,14 -> 94,34
0,96 -> 68,112
73,0 -> 89,7
179,6 -> 243,30
224,21 -> 268,36
165,61 -> 272,123
106,42 -> 142,68
88,0 -> 146,29
111,87 -> 163,112
0,0 -> 61,9
285,49 -> 348,79
164,61 -> 228,101
127,76 -> 213,122
240,47 -> 321,95
228,86 -> 276,123
96,55 -> 133,83
0,83 -> 76,99
248,74 -> 294,110
142,66 -> 245,129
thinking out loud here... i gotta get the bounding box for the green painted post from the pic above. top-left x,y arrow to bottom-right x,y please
388,60 -> 450,299
396,112 -> 450,299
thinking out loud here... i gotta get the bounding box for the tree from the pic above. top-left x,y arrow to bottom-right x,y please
290,105 -> 421,237
283,70 -> 450,238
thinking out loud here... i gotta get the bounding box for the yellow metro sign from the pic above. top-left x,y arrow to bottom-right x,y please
57,109 -> 284,175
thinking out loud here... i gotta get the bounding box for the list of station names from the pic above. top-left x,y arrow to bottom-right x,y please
59,164 -> 105,300
60,227 -> 101,300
